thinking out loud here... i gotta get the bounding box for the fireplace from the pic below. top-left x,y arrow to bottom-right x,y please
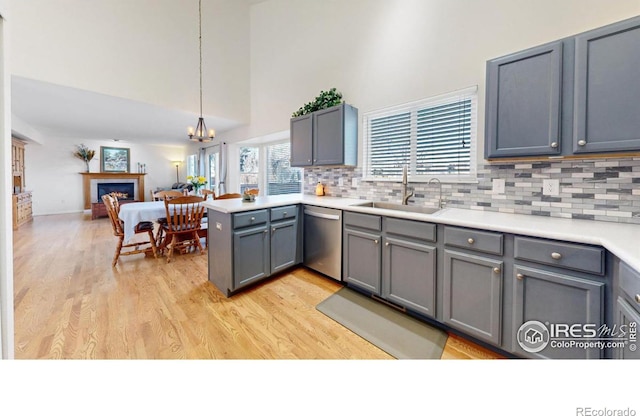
81,173 -> 146,209
97,182 -> 135,202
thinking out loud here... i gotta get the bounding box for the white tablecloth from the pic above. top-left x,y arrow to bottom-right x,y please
118,201 -> 166,242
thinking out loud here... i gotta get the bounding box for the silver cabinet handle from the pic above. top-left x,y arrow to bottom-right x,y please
283,212 -> 287,216
250,217 -> 255,221
551,141 -> 558,148
263,230 -> 268,234
551,252 -> 562,260
578,140 -> 586,146
272,228 -> 276,232
467,238 -> 475,244
308,159 -> 311,162
493,267 -> 501,274
385,242 -> 390,246
516,273 -> 524,280
374,239 -> 379,244
635,294 -> 640,304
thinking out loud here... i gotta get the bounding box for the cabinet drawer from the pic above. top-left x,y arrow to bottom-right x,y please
385,217 -> 436,243
444,226 -> 503,255
344,212 -> 381,231
233,210 -> 268,229
619,262 -> 640,310
270,205 -> 297,222
514,236 -> 604,275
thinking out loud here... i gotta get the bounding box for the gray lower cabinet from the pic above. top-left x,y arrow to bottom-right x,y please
343,227 -> 382,294
512,265 -> 604,359
614,297 -> 640,359
382,235 -> 436,318
270,218 -> 298,274
442,250 -> 504,346
208,206 -> 300,297
233,224 -> 270,289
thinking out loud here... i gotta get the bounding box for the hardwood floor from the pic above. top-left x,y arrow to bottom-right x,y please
13,212 -> 504,359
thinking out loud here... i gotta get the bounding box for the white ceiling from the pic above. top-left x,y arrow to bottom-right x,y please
11,76 -> 243,146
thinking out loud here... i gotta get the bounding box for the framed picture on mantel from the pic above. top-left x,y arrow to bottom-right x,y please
100,146 -> 130,173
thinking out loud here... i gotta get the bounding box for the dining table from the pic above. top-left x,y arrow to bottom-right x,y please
118,200 -> 207,245
118,201 -> 167,243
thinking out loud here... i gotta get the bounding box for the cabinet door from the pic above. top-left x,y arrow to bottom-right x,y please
443,250 -> 503,346
382,236 -> 436,318
512,265 -> 604,359
290,114 -> 313,167
614,297 -> 640,359
343,228 -> 382,294
313,104 -> 344,165
233,225 -> 270,289
270,219 -> 298,274
485,41 -> 563,158
573,17 -> 640,153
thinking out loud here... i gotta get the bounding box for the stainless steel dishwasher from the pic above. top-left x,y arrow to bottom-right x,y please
303,206 -> 342,281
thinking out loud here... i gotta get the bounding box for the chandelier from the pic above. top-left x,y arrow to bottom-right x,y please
188,0 -> 215,143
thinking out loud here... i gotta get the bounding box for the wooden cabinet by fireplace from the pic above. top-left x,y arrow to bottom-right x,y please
12,138 -> 33,230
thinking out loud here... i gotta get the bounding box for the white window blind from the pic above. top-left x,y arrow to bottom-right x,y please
266,141 -> 302,195
363,86 -> 477,181
239,146 -> 259,193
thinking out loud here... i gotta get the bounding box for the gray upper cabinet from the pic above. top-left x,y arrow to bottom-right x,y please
290,114 -> 313,167
573,17 -> 640,153
485,15 -> 640,159
290,103 -> 358,167
485,41 -> 563,158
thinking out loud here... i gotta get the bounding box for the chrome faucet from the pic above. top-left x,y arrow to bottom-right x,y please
401,165 -> 413,205
429,178 -> 444,209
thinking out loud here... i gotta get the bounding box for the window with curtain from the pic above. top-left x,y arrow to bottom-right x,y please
363,86 -> 477,181
186,154 -> 198,182
239,146 -> 259,194
207,151 -> 219,192
266,141 -> 302,195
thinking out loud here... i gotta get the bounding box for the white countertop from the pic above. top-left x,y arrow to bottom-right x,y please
203,194 -> 640,272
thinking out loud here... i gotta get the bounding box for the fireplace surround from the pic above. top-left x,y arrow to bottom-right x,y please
80,173 -> 146,209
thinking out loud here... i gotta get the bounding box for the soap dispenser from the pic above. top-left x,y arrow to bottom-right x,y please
315,181 -> 325,196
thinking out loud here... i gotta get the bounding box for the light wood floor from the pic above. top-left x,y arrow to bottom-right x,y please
13,212 -> 504,359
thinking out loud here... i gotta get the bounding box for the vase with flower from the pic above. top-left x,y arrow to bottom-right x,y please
187,175 -> 208,195
73,144 -> 96,172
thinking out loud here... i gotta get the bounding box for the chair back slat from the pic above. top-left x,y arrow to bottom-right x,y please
164,196 -> 205,232
102,194 -> 124,237
215,193 -> 242,200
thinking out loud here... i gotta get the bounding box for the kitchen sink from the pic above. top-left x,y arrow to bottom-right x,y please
353,201 -> 440,215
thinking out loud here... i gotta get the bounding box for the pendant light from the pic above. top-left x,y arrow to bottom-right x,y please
187,0 -> 215,143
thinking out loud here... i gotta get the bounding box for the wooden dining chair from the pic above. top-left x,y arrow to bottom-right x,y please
245,188 -> 259,196
201,189 -> 216,200
102,194 -> 158,267
215,193 -> 242,200
151,190 -> 184,201
161,195 -> 206,262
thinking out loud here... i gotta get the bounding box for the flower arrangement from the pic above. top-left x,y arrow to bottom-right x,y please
187,175 -> 207,193
73,144 -> 96,172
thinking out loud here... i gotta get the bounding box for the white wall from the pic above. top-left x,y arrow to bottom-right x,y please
26,136 -> 191,215
233,0 -> 640,165
0,0 -> 14,359
10,0 -> 250,124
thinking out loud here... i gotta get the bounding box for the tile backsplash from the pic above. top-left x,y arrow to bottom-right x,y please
303,157 -> 640,224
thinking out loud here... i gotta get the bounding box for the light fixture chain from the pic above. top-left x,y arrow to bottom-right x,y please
199,0 -> 203,118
